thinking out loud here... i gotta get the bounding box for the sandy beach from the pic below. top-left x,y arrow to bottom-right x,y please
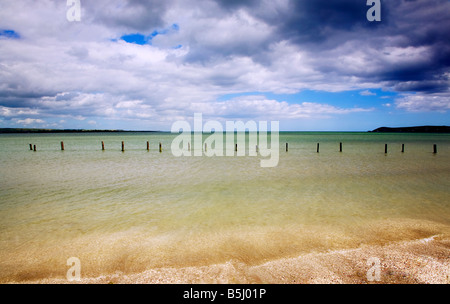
7,228 -> 449,284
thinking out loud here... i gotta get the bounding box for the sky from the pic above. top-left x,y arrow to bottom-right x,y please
0,0 -> 449,131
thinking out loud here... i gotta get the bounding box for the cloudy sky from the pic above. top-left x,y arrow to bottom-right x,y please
0,0 -> 449,131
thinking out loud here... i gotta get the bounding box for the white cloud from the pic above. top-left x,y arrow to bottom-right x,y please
189,95 -> 373,121
360,90 -> 376,96
14,118 -> 45,125
395,94 -> 450,112
0,106 -> 39,117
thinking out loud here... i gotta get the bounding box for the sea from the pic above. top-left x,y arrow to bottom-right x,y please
0,132 -> 449,282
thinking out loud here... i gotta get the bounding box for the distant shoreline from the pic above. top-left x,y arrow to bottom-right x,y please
369,126 -> 450,133
0,126 -> 449,134
0,128 -> 160,134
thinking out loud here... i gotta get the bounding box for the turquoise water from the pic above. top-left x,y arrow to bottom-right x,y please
0,132 -> 449,281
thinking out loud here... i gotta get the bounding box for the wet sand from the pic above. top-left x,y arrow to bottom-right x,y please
4,220 -> 449,284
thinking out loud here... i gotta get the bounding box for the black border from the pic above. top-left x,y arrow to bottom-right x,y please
1,283 -> 445,303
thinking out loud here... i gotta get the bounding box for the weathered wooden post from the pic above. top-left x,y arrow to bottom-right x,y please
317,143 -> 320,153
29,144 -> 33,151
340,142 -> 342,152
101,141 -> 105,151
385,144 -> 388,154
147,141 -> 149,151
286,143 -> 288,152
401,144 -> 405,153
33,145 -> 36,152
122,141 -> 124,152
235,143 -> 238,152
433,144 -> 437,154
159,142 -> 162,153
61,141 -> 64,151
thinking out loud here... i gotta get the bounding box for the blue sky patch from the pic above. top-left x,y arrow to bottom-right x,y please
0,29 -> 20,39
120,24 -> 180,45
121,33 -> 150,45
218,89 -> 398,110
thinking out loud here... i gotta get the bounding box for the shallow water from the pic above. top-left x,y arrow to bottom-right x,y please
1,132 -> 449,281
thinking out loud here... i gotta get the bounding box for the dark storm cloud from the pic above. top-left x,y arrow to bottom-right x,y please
373,0 -> 450,92
215,0 -> 382,45
272,0 -> 373,44
211,0 -> 450,94
0,87 -> 55,108
85,0 -> 173,32
215,0 -> 258,9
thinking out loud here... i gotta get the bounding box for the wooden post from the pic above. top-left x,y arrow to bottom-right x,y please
385,144 -> 388,154
122,141 -> 124,152
33,145 -> 36,152
147,141 -> 149,151
433,144 -> 437,154
29,144 -> 33,151
159,142 -> 162,153
339,142 -> 342,152
102,141 -> 105,151
286,143 -> 288,152
401,144 -> 405,153
235,143 -> 238,152
317,143 -> 319,153
61,141 -> 64,151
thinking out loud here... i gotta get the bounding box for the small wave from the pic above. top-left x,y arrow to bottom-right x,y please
418,235 -> 438,244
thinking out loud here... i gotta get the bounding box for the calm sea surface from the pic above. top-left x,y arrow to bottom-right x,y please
1,132 -> 449,281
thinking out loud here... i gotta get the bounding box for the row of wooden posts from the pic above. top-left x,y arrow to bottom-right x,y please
28,141 -> 163,152
28,141 -> 439,154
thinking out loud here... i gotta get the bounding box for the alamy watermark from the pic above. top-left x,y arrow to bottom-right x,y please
366,257 -> 381,282
66,0 -> 81,22
366,0 -> 381,22
66,257 -> 81,281
171,113 -> 279,168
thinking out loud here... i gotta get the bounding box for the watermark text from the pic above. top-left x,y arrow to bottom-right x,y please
66,0 -> 81,22
66,257 -> 81,281
367,0 -> 381,22
171,113 -> 279,168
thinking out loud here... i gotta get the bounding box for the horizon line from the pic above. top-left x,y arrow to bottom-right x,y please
1,125 -> 450,134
